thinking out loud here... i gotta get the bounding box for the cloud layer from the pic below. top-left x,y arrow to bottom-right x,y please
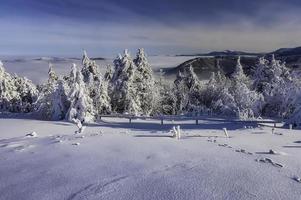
1,0 -> 301,56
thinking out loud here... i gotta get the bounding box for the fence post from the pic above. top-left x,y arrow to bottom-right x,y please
161,118 -> 163,125
129,117 -> 132,124
196,119 -> 198,125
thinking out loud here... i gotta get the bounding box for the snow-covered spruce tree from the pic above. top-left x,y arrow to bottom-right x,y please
183,65 -> 203,113
104,64 -> 114,82
151,69 -> 176,115
0,60 -> 38,113
92,80 -> 111,116
229,80 -> 264,119
51,80 -> 70,120
35,64 -> 69,120
0,60 -> 17,111
231,56 -> 250,86
286,75 -> 301,126
81,50 -> 101,84
133,48 -> 155,115
173,71 -> 189,115
211,88 -> 237,117
252,55 -> 294,118
227,57 -> 264,119
81,51 -> 112,118
202,71 -> 237,116
110,49 -> 140,115
66,64 -> 95,122
48,63 -> 58,82
12,74 -> 38,113
173,65 -> 202,114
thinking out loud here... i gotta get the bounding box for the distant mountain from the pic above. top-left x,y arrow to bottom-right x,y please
167,46 -> 301,80
176,50 -> 262,57
165,56 -> 258,80
272,47 -> 301,69
272,47 -> 301,56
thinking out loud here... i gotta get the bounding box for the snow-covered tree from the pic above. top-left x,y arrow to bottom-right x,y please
104,64 -> 114,82
81,50 -> 101,84
110,49 -> 140,115
228,57 -> 264,119
35,64 -> 69,120
202,71 -> 236,116
66,64 -> 95,122
173,65 -> 202,114
0,60 -> 38,113
91,80 -> 111,117
229,80 -> 264,119
48,63 -> 58,83
252,55 -> 294,118
133,48 -> 155,115
230,56 -> 251,89
11,73 -> 38,113
0,61 -> 18,112
153,81 -> 176,115
173,71 -> 189,114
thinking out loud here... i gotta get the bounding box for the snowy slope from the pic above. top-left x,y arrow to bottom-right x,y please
0,118 -> 301,200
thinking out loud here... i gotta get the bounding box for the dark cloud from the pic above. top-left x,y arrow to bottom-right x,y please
1,0 -> 301,25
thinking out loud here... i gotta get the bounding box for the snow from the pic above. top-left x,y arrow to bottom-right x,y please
0,117 -> 301,200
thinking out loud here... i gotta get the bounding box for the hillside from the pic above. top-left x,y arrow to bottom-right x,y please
166,47 -> 301,79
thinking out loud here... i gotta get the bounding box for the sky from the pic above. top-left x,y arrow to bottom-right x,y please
1,0 -> 301,57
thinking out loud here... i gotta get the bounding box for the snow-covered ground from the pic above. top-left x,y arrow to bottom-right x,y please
0,118 -> 300,200
0,55 -> 196,84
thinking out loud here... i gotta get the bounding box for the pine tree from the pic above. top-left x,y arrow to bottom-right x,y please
110,49 -> 140,115
0,60 -> 17,111
12,76 -> 38,113
133,48 -> 155,115
252,55 -> 293,118
81,50 -> 101,84
48,63 -> 58,83
173,65 -> 202,114
104,64 -> 114,82
229,80 -> 264,119
36,64 -> 69,120
231,56 -> 249,87
91,80 -> 111,117
202,71 -> 236,116
66,64 -> 95,122
173,71 -> 189,114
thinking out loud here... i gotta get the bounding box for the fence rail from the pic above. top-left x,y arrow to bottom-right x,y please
98,114 -> 284,126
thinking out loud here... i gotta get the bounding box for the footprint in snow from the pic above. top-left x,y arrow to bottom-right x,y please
292,176 -> 301,183
14,144 -> 35,152
90,133 -> 101,137
256,149 -> 287,156
26,132 -> 38,137
235,149 -> 253,155
255,158 -> 283,168
67,176 -> 129,200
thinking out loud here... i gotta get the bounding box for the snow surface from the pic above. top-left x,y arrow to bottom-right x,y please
0,117 -> 301,200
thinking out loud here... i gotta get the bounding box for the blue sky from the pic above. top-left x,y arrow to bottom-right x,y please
1,0 -> 301,56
